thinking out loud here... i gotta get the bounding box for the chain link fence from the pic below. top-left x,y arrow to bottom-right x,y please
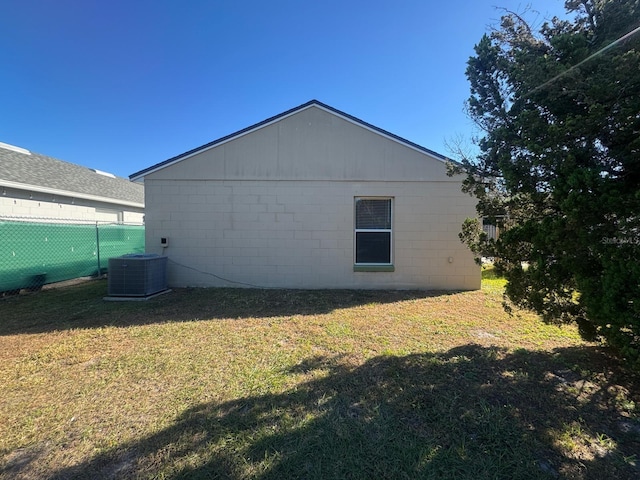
0,217 -> 144,295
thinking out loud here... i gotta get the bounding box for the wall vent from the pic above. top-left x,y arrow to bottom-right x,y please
90,168 -> 116,178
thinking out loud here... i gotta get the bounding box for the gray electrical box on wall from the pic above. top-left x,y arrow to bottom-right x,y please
160,237 -> 169,247
107,254 -> 168,297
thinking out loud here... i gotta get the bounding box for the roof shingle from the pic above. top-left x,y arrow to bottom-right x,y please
0,144 -> 144,206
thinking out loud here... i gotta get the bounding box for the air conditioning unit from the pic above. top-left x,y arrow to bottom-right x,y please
107,254 -> 168,297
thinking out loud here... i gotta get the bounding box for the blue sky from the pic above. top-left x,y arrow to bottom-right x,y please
1,0 -> 569,179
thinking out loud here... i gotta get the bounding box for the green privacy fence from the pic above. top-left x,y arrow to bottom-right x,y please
0,219 -> 145,294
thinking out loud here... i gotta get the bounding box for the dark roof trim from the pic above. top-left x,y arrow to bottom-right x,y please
129,100 -> 450,181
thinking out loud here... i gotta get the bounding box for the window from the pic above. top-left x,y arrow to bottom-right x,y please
354,197 -> 393,266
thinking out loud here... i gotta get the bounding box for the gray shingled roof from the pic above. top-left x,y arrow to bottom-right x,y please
0,144 -> 144,206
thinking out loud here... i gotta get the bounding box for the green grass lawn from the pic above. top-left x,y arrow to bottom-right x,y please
0,274 -> 638,479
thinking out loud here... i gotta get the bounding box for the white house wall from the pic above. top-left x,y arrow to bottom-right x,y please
144,179 -> 478,290
143,105 -> 479,290
0,185 -> 144,224
149,106 -> 447,182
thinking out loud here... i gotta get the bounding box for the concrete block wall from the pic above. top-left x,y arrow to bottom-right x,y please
145,179 -> 480,290
0,186 -> 144,224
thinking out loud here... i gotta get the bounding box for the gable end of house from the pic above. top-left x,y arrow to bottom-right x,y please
129,100 -> 452,181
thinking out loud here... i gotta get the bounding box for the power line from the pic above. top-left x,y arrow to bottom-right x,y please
167,258 -> 274,289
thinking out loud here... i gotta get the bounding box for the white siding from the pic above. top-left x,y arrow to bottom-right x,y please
150,106 -> 447,182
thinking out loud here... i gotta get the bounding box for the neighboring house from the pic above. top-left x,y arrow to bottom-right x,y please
0,142 -> 144,223
130,100 -> 479,290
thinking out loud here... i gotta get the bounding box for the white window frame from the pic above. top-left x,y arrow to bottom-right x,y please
354,197 -> 393,266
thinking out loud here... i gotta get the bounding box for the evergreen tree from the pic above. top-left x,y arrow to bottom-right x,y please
457,0 -> 640,366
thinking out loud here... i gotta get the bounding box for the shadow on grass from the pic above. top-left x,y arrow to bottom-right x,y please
0,279 -> 458,335
28,345 -> 640,480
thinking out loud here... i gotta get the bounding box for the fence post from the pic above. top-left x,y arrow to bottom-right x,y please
95,222 -> 101,276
